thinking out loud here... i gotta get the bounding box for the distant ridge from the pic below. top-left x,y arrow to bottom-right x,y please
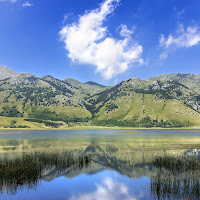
85,81 -> 105,88
147,73 -> 200,94
0,66 -> 18,80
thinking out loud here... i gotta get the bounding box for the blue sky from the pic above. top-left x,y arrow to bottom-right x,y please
0,0 -> 200,85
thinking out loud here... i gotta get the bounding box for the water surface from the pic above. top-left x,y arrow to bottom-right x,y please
0,129 -> 200,200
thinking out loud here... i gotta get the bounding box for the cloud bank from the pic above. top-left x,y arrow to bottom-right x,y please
159,24 -> 200,59
59,0 -> 143,79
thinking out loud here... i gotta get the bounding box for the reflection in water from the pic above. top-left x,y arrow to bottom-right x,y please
0,151 -> 90,195
70,177 -> 137,200
0,154 -> 41,195
1,144 -> 200,199
1,130 -> 200,199
151,172 -> 200,200
151,153 -> 200,199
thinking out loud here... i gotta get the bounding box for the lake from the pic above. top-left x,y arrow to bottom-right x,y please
0,129 -> 200,200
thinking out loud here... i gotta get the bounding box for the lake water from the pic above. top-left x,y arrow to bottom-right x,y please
0,129 -> 200,200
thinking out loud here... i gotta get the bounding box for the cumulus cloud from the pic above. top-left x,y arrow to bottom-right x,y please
59,0 -> 143,79
70,177 -> 137,200
159,24 -> 200,59
22,1 -> 32,7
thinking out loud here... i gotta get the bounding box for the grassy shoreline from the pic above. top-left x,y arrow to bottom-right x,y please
0,125 -> 200,131
1,116 -> 200,131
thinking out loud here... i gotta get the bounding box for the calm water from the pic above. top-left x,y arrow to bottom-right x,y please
0,129 -> 200,200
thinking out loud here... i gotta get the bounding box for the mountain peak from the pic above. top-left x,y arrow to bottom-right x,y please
64,78 -> 82,84
8,72 -> 49,87
0,66 -> 18,80
41,75 -> 54,79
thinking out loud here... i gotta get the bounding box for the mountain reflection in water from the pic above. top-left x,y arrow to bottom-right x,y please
0,143 -> 200,199
0,150 -> 90,195
1,129 -> 200,199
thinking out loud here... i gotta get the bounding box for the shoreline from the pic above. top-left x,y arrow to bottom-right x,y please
0,125 -> 200,131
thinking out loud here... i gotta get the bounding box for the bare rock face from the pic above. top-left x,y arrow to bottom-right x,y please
147,73 -> 200,94
0,66 -> 18,80
9,73 -> 40,86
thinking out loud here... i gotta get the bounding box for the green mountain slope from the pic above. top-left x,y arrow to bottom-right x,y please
64,78 -> 105,96
0,73 -> 91,120
85,77 -> 200,126
1,67 -> 200,127
85,81 -> 105,88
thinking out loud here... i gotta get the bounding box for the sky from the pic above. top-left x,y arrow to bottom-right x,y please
0,0 -> 200,85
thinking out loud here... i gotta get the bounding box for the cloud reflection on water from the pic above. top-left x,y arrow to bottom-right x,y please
70,177 -> 143,200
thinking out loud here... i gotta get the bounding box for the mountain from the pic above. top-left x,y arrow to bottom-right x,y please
64,78 -> 105,96
0,68 -> 200,128
0,66 -> 18,80
85,81 -> 105,88
0,73 -> 91,121
147,73 -> 200,94
85,77 -> 200,126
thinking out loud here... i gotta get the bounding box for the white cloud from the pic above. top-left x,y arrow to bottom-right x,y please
70,177 -> 138,200
59,0 -> 143,80
159,24 -> 200,59
22,1 -> 32,7
119,24 -> 134,37
159,52 -> 168,60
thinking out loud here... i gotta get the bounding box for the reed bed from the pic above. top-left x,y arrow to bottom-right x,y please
151,172 -> 200,199
153,155 -> 200,172
151,153 -> 200,199
0,150 -> 90,195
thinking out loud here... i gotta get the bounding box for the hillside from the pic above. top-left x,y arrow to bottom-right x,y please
0,73 -> 92,121
85,77 -> 200,127
0,67 -> 200,128
85,81 -> 105,88
148,73 -> 200,94
64,78 -> 106,96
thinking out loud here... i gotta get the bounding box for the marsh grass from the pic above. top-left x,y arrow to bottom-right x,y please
153,154 -> 200,172
151,172 -> 200,199
0,150 -> 90,195
0,154 -> 41,195
152,153 -> 200,199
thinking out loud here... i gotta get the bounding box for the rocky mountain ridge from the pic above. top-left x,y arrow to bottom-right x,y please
0,67 -> 200,127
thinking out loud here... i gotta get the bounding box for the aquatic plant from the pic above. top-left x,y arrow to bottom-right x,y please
151,154 -> 200,199
153,154 -> 200,172
0,154 -> 42,195
151,172 -> 200,199
0,150 -> 90,195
